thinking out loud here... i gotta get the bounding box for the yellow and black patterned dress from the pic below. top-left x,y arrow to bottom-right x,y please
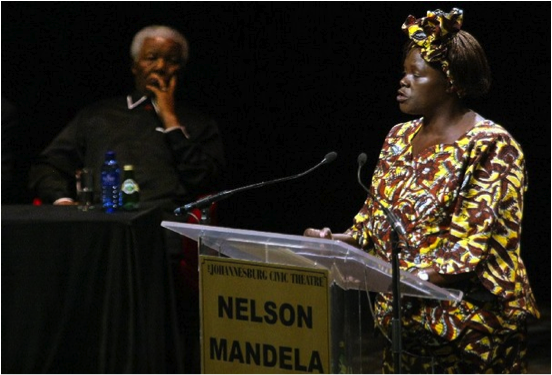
347,118 -> 540,373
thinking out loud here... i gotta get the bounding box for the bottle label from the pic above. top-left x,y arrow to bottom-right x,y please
102,174 -> 118,185
122,179 -> 139,194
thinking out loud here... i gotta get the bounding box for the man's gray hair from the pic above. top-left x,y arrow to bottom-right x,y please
130,25 -> 189,63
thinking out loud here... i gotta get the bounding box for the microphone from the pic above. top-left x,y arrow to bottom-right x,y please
357,153 -> 407,239
174,151 -> 338,215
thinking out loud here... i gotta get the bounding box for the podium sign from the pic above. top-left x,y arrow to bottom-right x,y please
201,256 -> 330,373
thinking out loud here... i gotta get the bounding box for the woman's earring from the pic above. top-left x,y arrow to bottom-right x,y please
449,84 -> 465,99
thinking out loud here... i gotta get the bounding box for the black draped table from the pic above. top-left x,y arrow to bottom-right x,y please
1,204 -> 184,373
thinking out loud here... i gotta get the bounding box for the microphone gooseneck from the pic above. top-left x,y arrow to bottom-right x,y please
174,151 -> 338,215
356,153 -> 370,192
356,153 -> 407,239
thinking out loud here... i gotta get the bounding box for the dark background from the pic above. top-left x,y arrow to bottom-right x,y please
2,2 -> 550,302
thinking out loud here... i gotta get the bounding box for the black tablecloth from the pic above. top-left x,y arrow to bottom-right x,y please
1,204 -> 184,373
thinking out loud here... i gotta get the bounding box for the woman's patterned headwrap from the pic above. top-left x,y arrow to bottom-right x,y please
402,8 -> 463,86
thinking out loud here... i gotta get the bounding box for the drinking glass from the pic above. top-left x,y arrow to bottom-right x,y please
77,168 -> 95,211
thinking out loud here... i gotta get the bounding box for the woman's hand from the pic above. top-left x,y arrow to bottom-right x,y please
411,267 -> 474,286
303,227 -> 334,239
303,227 -> 359,247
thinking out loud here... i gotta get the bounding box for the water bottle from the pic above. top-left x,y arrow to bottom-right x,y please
121,165 -> 140,210
101,151 -> 121,213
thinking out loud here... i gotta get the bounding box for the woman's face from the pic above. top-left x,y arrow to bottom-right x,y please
396,48 -> 450,116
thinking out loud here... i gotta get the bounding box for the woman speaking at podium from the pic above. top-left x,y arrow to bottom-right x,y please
304,8 -> 540,373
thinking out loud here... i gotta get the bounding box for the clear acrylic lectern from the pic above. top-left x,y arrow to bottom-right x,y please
162,221 -> 463,373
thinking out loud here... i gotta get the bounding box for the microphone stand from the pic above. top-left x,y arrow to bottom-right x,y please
174,151 -> 338,217
357,153 -> 404,374
199,207 -> 211,225
390,229 -> 403,374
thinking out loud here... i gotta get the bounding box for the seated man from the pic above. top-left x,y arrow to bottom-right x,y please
29,24 -> 225,213
29,25 -> 225,373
